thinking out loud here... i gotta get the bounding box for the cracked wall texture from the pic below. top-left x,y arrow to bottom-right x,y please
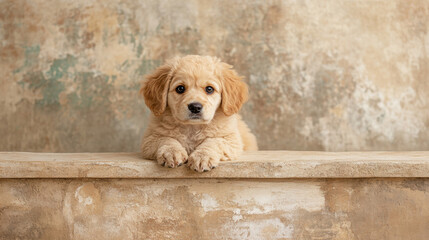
1,0 -> 429,151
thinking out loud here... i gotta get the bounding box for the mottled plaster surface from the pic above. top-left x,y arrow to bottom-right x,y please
1,178 -> 429,239
1,0 -> 429,151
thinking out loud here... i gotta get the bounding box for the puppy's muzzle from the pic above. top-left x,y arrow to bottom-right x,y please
188,102 -> 203,114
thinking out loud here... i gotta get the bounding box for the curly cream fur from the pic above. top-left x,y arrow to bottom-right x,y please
140,55 -> 257,172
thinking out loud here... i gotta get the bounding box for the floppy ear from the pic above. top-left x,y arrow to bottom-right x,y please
220,63 -> 249,116
140,61 -> 175,116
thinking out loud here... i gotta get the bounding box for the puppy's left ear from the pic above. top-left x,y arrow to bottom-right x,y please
220,63 -> 249,116
140,58 -> 178,116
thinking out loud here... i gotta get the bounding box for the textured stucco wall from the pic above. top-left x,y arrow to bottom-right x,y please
2,178 -> 429,239
1,0 -> 429,152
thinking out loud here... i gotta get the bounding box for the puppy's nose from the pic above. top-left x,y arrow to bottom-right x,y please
188,102 -> 203,114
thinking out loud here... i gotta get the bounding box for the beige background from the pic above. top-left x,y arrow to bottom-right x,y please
1,0 -> 428,152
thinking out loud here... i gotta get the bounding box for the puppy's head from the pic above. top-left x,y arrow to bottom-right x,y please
141,55 -> 248,124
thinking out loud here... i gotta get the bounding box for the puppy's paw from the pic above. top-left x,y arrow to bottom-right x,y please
156,145 -> 188,168
187,150 -> 220,172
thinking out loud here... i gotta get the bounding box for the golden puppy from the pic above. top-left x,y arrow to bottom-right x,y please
140,55 -> 257,172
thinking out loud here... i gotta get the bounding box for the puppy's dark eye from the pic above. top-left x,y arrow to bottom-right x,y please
175,85 -> 185,94
205,86 -> 214,94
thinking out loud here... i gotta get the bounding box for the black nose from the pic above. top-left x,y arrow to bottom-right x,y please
188,102 -> 203,114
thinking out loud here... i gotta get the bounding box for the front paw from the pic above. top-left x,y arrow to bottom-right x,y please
187,150 -> 220,172
156,145 -> 188,168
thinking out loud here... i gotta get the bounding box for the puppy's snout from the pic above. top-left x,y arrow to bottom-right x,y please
188,102 -> 203,114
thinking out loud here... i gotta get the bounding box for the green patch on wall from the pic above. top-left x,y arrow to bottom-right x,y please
13,45 -> 40,74
37,55 -> 77,108
67,72 -> 112,110
136,43 -> 143,58
136,59 -> 161,76
18,54 -> 78,108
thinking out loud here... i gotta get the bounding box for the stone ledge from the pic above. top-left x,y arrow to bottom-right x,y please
1,151 -> 429,178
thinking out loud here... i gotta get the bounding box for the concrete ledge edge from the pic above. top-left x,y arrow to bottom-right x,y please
1,151 -> 429,179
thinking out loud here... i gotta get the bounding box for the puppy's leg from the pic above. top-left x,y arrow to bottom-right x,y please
237,116 -> 258,151
187,136 -> 242,172
142,136 -> 188,168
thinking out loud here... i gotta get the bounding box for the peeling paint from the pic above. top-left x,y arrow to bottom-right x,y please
200,193 -> 219,213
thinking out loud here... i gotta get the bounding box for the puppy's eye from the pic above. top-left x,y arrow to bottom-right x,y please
205,86 -> 214,94
175,85 -> 185,94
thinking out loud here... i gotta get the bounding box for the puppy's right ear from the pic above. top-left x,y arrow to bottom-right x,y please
140,59 -> 177,116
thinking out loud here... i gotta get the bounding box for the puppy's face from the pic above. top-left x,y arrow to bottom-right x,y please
167,67 -> 221,124
141,55 -> 248,124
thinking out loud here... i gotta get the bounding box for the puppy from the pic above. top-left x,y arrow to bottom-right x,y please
140,55 -> 257,172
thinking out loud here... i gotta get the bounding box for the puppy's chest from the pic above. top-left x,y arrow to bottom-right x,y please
176,127 -> 213,152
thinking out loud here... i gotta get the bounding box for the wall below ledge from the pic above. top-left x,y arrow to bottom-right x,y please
1,151 -> 429,240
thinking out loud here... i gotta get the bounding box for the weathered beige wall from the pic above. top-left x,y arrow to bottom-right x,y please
2,152 -> 429,239
1,0 -> 429,151
1,178 -> 429,239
